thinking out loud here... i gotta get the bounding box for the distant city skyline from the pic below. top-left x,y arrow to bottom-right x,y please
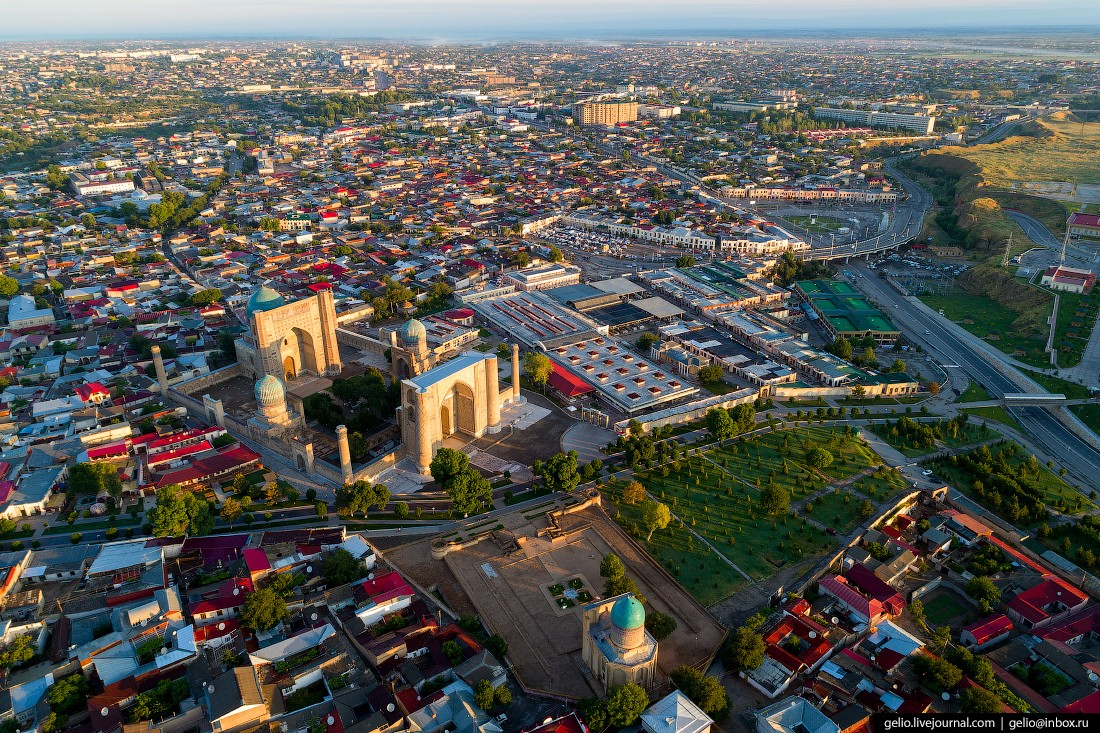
3,0 -> 1099,40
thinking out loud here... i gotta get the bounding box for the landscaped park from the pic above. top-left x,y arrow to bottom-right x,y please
602,426 -> 910,606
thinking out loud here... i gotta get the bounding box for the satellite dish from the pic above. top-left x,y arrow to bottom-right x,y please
101,708 -> 110,717
368,573 -> 375,580
941,692 -> 950,701
831,617 -> 840,625
208,685 -> 215,694
386,704 -> 396,713
160,646 -> 167,655
311,612 -> 318,621
1090,673 -> 1098,683
327,717 -> 335,726
233,587 -> 240,596
218,622 -> 226,631
808,631 -> 817,639
307,566 -> 313,573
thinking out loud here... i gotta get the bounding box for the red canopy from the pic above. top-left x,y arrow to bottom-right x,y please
548,363 -> 595,397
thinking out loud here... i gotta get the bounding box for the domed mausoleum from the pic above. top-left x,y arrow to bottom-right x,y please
581,592 -> 658,692
253,374 -> 291,427
245,285 -> 287,319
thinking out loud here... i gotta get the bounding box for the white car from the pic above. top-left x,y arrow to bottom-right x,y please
922,469 -> 934,476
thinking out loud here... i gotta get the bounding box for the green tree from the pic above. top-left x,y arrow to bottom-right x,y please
494,685 -> 512,707
322,548 -> 366,586
46,673 -> 89,714
698,364 -> 725,384
486,634 -> 508,659
645,611 -> 678,641
474,679 -> 495,710
722,617 -> 766,671
315,501 -> 328,519
600,553 -> 626,582
913,654 -> 963,692
577,699 -> 608,733
675,255 -> 696,268
859,499 -> 874,518
220,497 -> 242,526
606,683 -> 649,728
523,351 -> 553,391
829,336 -> 853,361
547,246 -> 564,262
637,332 -> 659,350
669,665 -> 729,718
641,500 -> 671,541
148,484 -> 214,537
189,288 -> 223,306
706,407 -> 736,440
960,687 -> 1002,714
446,468 -> 493,516
0,634 -> 35,669
805,446 -> 834,469
430,448 -> 470,487
334,480 -> 390,518
240,587 -> 288,631
761,485 -> 790,516
622,481 -> 646,505
539,451 -> 581,494
67,461 -> 122,496
966,576 -> 1001,614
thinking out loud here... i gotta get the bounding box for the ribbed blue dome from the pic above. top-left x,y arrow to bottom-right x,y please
246,285 -> 286,318
610,595 -> 645,630
400,318 -> 427,344
254,374 -> 285,406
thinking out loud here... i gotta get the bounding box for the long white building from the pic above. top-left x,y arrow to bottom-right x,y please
812,107 -> 935,134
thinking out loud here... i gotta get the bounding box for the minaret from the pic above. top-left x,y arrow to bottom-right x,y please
511,343 -> 522,403
485,355 -> 501,430
336,425 -> 353,483
151,345 -> 169,395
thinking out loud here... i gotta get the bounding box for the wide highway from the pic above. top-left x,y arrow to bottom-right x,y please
847,259 -> 1100,487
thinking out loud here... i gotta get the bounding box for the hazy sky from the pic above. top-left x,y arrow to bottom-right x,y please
3,0 -> 1098,40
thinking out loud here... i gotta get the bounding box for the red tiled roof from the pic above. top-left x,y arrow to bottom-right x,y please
548,363 -> 595,397
846,563 -> 905,615
1070,213 -> 1100,229
819,575 -> 885,621
1008,579 -> 1088,624
243,548 -> 271,573
962,614 -> 1013,645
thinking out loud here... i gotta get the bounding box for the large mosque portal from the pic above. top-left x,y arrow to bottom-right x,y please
292,327 -> 319,375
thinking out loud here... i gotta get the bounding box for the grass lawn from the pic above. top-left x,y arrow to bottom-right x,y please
849,469 -> 910,501
604,487 -> 746,606
787,214 -> 850,233
923,593 -> 967,625
1071,403 -> 1100,437
920,292 -> 1052,368
944,114 -> 1100,187
1023,370 -> 1093,400
804,489 -> 867,534
47,516 -> 141,535
1051,289 -> 1100,368
638,453 -> 835,581
962,406 -> 1024,432
702,380 -> 738,396
867,419 -> 1000,458
929,442 -> 1092,526
957,381 -> 993,403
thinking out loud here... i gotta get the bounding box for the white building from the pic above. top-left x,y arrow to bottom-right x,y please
812,107 -> 935,134
7,295 -> 55,329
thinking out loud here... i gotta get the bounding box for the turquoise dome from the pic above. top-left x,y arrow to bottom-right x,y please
400,318 -> 427,344
254,374 -> 285,406
246,285 -> 286,318
610,595 -> 645,630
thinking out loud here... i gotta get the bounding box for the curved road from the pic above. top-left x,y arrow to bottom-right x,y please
848,259 -> 1100,487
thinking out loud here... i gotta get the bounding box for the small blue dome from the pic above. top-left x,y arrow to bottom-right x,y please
610,595 -> 645,630
246,285 -> 286,318
400,318 -> 427,344
254,375 -> 285,406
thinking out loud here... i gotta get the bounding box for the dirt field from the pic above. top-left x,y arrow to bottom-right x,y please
386,504 -> 726,700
